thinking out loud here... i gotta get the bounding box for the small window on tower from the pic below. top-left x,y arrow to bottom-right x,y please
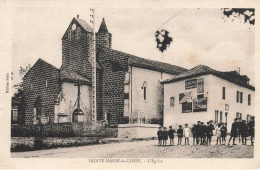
68,30 -> 72,41
46,80 -> 48,87
76,27 -> 81,39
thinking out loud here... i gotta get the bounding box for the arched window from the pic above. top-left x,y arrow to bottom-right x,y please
142,82 -> 147,101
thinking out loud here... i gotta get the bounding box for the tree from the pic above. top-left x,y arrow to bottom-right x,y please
155,29 -> 173,53
13,64 -> 31,91
222,8 -> 255,25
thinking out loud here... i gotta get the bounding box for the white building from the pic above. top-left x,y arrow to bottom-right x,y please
162,65 -> 255,131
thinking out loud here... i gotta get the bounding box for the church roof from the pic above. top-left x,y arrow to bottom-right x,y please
97,45 -> 187,75
161,65 -> 255,91
128,55 -> 187,75
98,18 -> 109,33
74,17 -> 93,33
60,68 -> 91,84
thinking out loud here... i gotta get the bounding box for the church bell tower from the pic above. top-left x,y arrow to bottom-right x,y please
96,18 -> 112,48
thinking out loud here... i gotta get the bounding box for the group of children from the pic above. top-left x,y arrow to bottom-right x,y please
157,120 -> 231,146
157,117 -> 255,146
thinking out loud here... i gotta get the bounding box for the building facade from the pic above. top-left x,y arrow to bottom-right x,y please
162,65 -> 255,131
22,16 -> 187,126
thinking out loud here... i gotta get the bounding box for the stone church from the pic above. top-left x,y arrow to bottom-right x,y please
23,15 -> 187,126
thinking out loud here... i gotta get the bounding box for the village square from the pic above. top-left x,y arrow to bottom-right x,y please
10,8 -> 255,158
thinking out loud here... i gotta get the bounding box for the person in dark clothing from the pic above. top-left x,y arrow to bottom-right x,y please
162,127 -> 168,146
228,118 -> 239,145
157,127 -> 162,147
168,126 -> 175,146
209,120 -> 215,138
195,121 -> 201,145
237,117 -> 242,143
220,123 -> 227,145
240,120 -> 248,145
206,122 -> 212,145
200,122 -> 206,145
177,125 -> 183,145
248,116 -> 255,146
191,124 -> 197,145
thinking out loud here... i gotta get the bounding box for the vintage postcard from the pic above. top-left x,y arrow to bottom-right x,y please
0,0 -> 260,169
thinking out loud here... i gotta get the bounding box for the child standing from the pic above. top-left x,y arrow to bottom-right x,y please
163,127 -> 168,146
184,124 -> 190,145
157,127 -> 162,147
220,123 -> 227,145
200,122 -> 206,145
206,122 -> 212,145
191,124 -> 197,145
168,126 -> 175,146
215,123 -> 222,145
177,125 -> 183,145
240,120 -> 248,145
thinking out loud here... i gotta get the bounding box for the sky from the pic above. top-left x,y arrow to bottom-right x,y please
12,8 -> 255,87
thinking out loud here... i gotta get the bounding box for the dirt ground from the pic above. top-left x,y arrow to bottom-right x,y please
12,137 -> 254,158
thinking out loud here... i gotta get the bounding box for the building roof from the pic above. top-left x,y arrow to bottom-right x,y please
161,65 -> 255,91
128,55 -> 187,75
60,68 -> 91,84
23,58 -> 59,79
74,17 -> 93,33
98,18 -> 109,33
97,45 -> 187,75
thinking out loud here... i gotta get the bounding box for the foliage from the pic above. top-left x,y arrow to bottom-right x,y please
155,29 -> 173,53
222,8 -> 255,25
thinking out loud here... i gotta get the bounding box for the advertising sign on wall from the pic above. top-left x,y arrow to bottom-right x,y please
185,79 -> 197,90
197,78 -> 204,93
193,97 -> 207,112
179,91 -> 192,104
182,102 -> 192,113
170,97 -> 175,107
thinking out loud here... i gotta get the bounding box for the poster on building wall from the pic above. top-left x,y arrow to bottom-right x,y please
170,97 -> 175,107
179,91 -> 192,104
185,79 -> 197,89
197,78 -> 204,93
182,102 -> 192,113
193,97 -> 207,112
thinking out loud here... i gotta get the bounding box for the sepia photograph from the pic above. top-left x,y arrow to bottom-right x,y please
0,1 -> 258,168
9,7 -> 256,159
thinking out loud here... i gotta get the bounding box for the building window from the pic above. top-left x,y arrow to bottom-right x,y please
215,110 -> 219,124
46,80 -> 48,87
225,112 -> 228,127
240,92 -> 243,103
222,87 -> 225,99
142,82 -> 147,101
220,111 -> 223,123
76,27 -> 81,39
12,109 -> 18,122
236,91 -> 239,103
170,97 -> 175,107
236,112 -> 242,119
68,30 -> 72,41
248,94 -> 251,105
247,114 -> 251,123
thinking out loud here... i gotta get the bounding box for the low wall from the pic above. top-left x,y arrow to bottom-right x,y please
11,137 -> 101,152
118,124 -> 160,138
11,121 -> 118,137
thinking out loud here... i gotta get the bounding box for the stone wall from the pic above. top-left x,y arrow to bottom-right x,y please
97,47 -> 129,126
23,59 -> 60,125
11,137 -> 100,152
11,122 -> 118,138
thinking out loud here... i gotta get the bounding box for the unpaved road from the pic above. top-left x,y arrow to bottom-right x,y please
11,139 -> 253,158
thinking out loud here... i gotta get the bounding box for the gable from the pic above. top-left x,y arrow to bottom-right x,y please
61,17 -> 93,40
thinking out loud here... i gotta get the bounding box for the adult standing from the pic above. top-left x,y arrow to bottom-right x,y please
248,116 -> 255,146
240,120 -> 248,145
228,118 -> 239,145
195,121 -> 201,145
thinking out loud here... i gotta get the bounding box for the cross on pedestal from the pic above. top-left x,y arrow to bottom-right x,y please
74,79 -> 83,114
